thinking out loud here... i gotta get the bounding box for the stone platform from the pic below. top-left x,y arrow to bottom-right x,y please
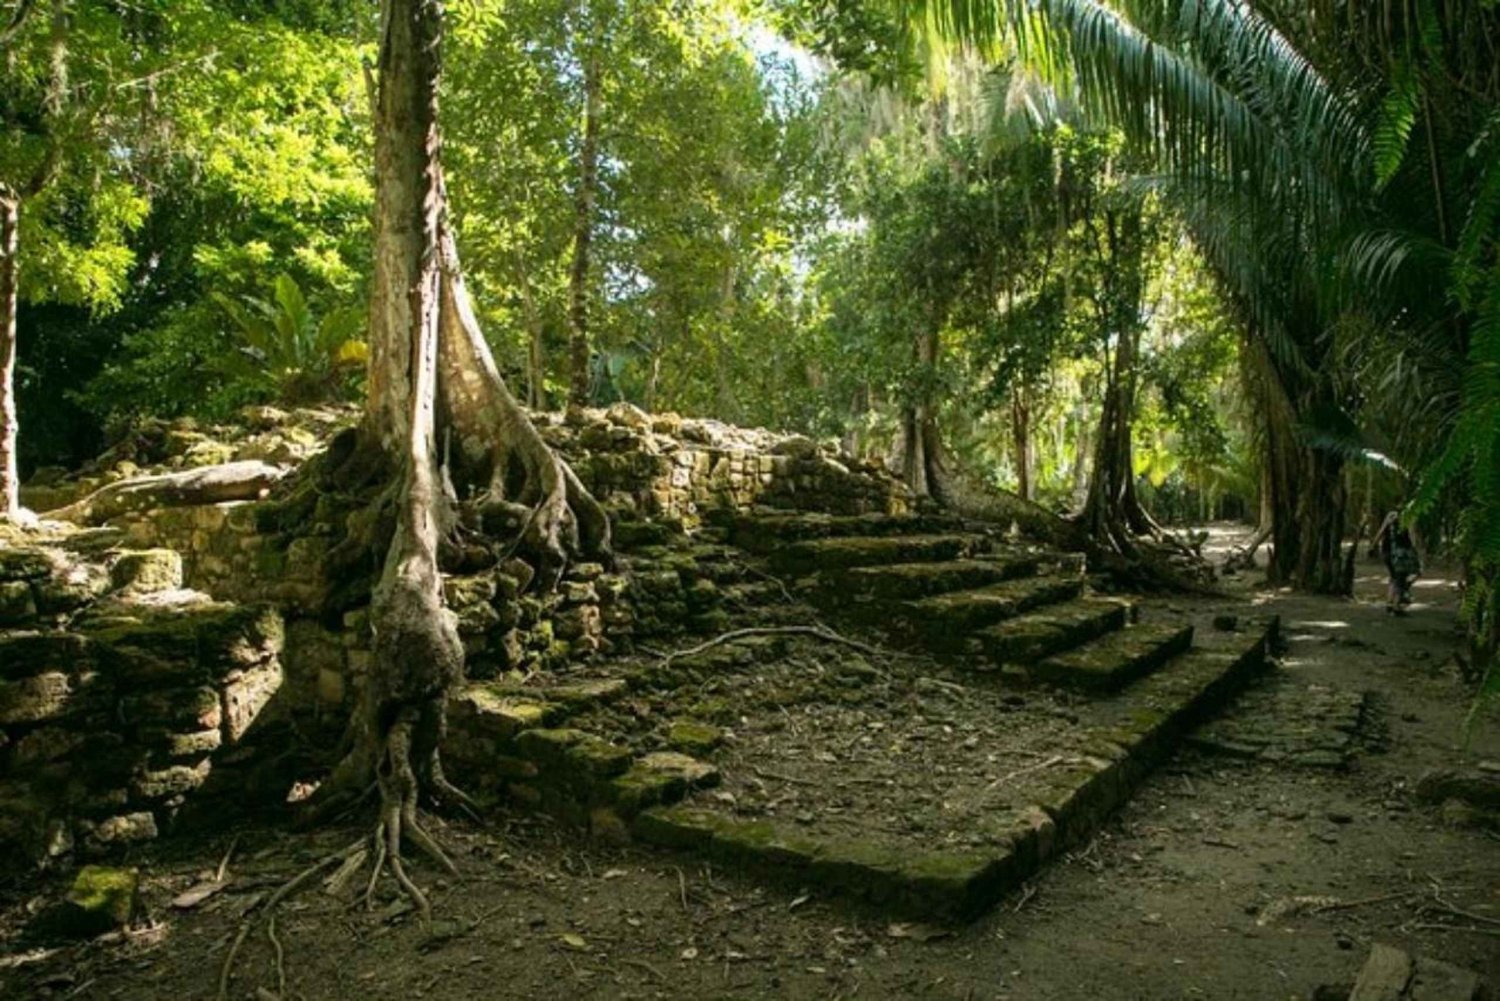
443,507 -> 1277,922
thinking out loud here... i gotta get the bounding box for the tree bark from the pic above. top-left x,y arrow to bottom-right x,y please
1076,206 -> 1161,550
316,0 -> 610,905
900,327 -> 942,499
0,195 -> 18,521
566,30 -> 601,407
1011,387 -> 1032,502
1251,335 -> 1351,594
511,247 -> 545,410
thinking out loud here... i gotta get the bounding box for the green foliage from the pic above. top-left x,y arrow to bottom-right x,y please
211,274 -> 366,405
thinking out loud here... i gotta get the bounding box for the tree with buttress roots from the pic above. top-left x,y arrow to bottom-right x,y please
313,0 -> 610,913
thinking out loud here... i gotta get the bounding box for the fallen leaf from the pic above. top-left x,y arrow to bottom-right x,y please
172,879 -> 229,910
560,933 -> 588,951
886,922 -> 952,942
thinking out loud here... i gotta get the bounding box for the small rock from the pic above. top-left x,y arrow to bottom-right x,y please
1326,809 -> 1354,824
43,866 -> 140,938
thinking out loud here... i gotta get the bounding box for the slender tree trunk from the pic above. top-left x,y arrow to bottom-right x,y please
1071,409 -> 1090,510
511,248 -> 545,410
566,39 -> 601,407
900,327 -> 942,499
0,194 -> 18,521
1079,322 -> 1152,545
713,255 -> 740,422
1011,386 -> 1032,502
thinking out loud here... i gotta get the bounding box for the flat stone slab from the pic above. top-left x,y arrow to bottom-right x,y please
1187,678 -> 1371,768
773,534 -> 982,575
1031,621 -> 1194,692
634,618 -> 1276,921
904,575 -> 1085,640
1348,942 -> 1485,1000
724,510 -> 962,552
828,557 -> 1041,603
972,597 -> 1133,666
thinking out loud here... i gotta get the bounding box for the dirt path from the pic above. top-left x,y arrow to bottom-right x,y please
3,537 -> 1497,1000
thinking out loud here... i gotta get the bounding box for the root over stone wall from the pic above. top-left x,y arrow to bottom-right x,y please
2,404 -> 916,864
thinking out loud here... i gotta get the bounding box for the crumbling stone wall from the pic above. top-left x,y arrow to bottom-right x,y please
3,403 -> 915,863
0,542 -> 284,867
94,403 -> 912,723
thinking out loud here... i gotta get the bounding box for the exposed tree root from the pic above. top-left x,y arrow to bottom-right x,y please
282,2 -> 613,964
216,838 -> 364,1001
660,624 -> 898,667
436,233 -> 610,586
1223,522 -> 1272,573
47,460 -> 289,526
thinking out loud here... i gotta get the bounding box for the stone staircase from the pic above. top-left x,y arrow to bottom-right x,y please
725,507 -> 1196,693
442,507 -> 1275,923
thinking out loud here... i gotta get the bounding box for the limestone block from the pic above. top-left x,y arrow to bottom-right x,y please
121,686 -> 221,730
0,672 -> 74,724
0,630 -> 90,680
84,812 -> 158,846
51,866 -> 141,937
222,660 -> 283,742
606,401 -> 651,430
0,580 -> 37,625
12,726 -> 88,765
131,758 -> 211,800
0,547 -> 51,581
142,727 -> 222,759
109,549 -> 184,593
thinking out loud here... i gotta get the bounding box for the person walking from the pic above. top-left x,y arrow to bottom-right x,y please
1374,510 -> 1421,613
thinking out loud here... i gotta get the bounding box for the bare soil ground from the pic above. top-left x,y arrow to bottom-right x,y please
2,527 -> 1497,1001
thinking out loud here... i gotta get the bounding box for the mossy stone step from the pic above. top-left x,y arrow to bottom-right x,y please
973,598 -> 1132,667
903,575 -> 1085,640
1030,622 -> 1195,692
771,534 -> 982,575
825,556 -> 1040,604
635,619 -> 1277,923
633,806 -> 1023,922
723,510 -> 961,552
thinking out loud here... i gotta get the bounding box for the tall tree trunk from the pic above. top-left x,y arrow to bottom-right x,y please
1076,207 -> 1160,550
1079,323 -> 1159,545
0,194 -> 18,522
713,255 -> 740,422
1252,336 -> 1350,594
566,39 -> 601,407
900,327 -> 942,499
511,248 -> 545,410
314,0 -> 610,912
1011,386 -> 1032,502
1070,409 -> 1090,510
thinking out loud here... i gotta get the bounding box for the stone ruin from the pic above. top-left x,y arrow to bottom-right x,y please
1,403 -> 1277,923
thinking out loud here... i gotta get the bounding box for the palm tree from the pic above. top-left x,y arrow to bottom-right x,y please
906,0 -> 1500,670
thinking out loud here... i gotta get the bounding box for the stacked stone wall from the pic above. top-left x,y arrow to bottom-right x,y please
2,403 -> 915,863
0,543 -> 285,866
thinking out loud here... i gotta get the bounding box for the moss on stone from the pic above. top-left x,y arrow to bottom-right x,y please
666,720 -> 723,755
109,550 -> 183,593
52,866 -> 140,937
565,735 -> 634,778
